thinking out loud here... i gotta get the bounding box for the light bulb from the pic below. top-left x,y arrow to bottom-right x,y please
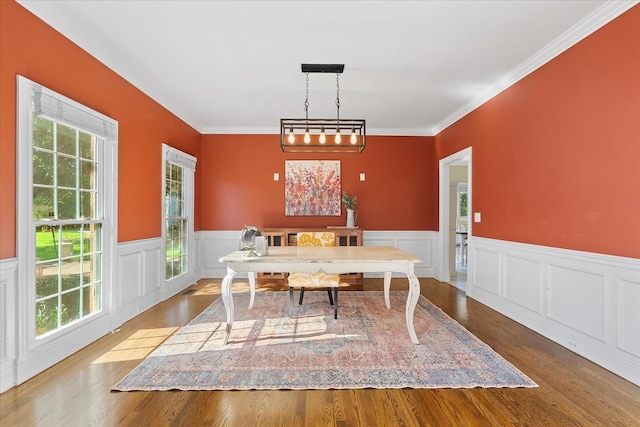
319,127 -> 326,144
288,128 -> 295,144
304,128 -> 311,144
335,130 -> 341,144
350,128 -> 357,144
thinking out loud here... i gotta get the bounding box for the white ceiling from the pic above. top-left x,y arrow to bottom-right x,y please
16,1 -> 636,136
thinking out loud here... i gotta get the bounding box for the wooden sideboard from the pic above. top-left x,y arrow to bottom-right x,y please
257,227 -> 363,286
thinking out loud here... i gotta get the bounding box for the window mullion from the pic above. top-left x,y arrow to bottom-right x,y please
52,122 -> 58,220
75,128 -> 80,220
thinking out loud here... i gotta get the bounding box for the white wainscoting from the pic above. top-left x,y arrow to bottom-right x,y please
363,231 -> 437,278
113,237 -> 197,327
0,259 -> 18,393
198,230 -> 437,279
199,230 -> 243,278
468,237 -> 640,386
113,238 -> 164,326
1,237 -> 198,392
4,232 -> 636,391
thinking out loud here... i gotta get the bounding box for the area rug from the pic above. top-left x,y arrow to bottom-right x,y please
113,291 -> 537,391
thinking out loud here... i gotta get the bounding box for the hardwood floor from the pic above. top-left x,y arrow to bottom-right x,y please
1,278 -> 638,426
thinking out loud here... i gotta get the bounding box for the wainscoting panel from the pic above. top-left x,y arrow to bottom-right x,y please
364,231 -> 437,278
503,254 -> 542,314
617,277 -> 640,357
468,237 -> 640,386
199,231 -> 242,279
117,251 -> 143,306
547,264 -> 606,341
145,246 -> 162,295
472,247 -> 500,296
114,238 -> 165,325
0,259 -> 18,393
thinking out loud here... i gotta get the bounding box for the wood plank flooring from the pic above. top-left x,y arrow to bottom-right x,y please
1,278 -> 638,426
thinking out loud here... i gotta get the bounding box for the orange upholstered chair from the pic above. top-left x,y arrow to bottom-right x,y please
287,232 -> 340,319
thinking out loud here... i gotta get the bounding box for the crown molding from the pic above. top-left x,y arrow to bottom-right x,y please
200,126 -> 279,135
200,126 -> 433,137
431,0 -> 639,135
16,0 -> 201,134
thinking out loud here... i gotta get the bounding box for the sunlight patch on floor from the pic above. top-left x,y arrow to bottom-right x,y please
91,327 -> 179,364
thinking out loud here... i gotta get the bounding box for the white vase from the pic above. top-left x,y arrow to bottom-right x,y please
346,209 -> 356,227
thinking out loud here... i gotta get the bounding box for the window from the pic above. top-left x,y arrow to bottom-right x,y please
32,117 -> 103,336
17,76 -> 117,345
163,144 -> 196,283
165,162 -> 187,279
457,183 -> 468,219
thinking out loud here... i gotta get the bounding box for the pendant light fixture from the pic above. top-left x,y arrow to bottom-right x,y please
281,64 -> 366,153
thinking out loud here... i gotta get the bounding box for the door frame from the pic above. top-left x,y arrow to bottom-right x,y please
437,147 -> 472,285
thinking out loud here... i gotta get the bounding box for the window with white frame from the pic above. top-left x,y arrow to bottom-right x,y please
17,76 -> 117,342
163,144 -> 195,282
457,183 -> 468,220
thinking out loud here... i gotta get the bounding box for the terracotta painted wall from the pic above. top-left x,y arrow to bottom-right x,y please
199,135 -> 438,231
0,0 -> 201,259
4,0 -> 636,260
435,5 -> 640,259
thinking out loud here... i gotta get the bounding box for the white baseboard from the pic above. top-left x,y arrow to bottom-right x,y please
468,237 -> 640,386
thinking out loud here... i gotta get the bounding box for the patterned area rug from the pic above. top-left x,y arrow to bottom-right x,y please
113,291 -> 537,391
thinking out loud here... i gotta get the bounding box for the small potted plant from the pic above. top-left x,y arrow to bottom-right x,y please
342,191 -> 357,227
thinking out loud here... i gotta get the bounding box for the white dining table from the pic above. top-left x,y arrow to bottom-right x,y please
218,245 -> 422,345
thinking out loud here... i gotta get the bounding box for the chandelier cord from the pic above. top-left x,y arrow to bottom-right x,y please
335,73 -> 340,123
304,72 -> 310,122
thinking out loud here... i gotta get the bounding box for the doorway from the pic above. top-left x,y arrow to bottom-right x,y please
438,147 -> 471,291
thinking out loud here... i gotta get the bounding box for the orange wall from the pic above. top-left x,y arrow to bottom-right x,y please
2,0 -> 638,261
436,5 -> 640,258
199,135 -> 438,231
0,0 -> 201,259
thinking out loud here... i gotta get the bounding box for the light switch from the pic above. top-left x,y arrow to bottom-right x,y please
360,173 -> 366,181
273,173 -> 279,181
474,212 -> 481,223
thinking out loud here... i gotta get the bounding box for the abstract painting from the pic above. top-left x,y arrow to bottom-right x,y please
285,160 -> 340,216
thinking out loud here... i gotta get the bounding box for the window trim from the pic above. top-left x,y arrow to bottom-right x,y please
16,76 -> 118,354
161,143 -> 196,289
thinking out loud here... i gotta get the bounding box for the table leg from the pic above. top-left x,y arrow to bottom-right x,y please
406,274 -> 420,344
221,268 -> 236,345
248,271 -> 256,309
383,271 -> 392,309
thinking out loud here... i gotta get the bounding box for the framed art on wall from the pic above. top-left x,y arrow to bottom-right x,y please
285,160 -> 340,216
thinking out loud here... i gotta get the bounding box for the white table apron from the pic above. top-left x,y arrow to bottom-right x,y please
218,246 -> 422,345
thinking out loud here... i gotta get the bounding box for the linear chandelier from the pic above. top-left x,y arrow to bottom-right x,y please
281,64 -> 366,153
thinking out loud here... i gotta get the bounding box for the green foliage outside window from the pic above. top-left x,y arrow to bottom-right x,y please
460,193 -> 468,217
